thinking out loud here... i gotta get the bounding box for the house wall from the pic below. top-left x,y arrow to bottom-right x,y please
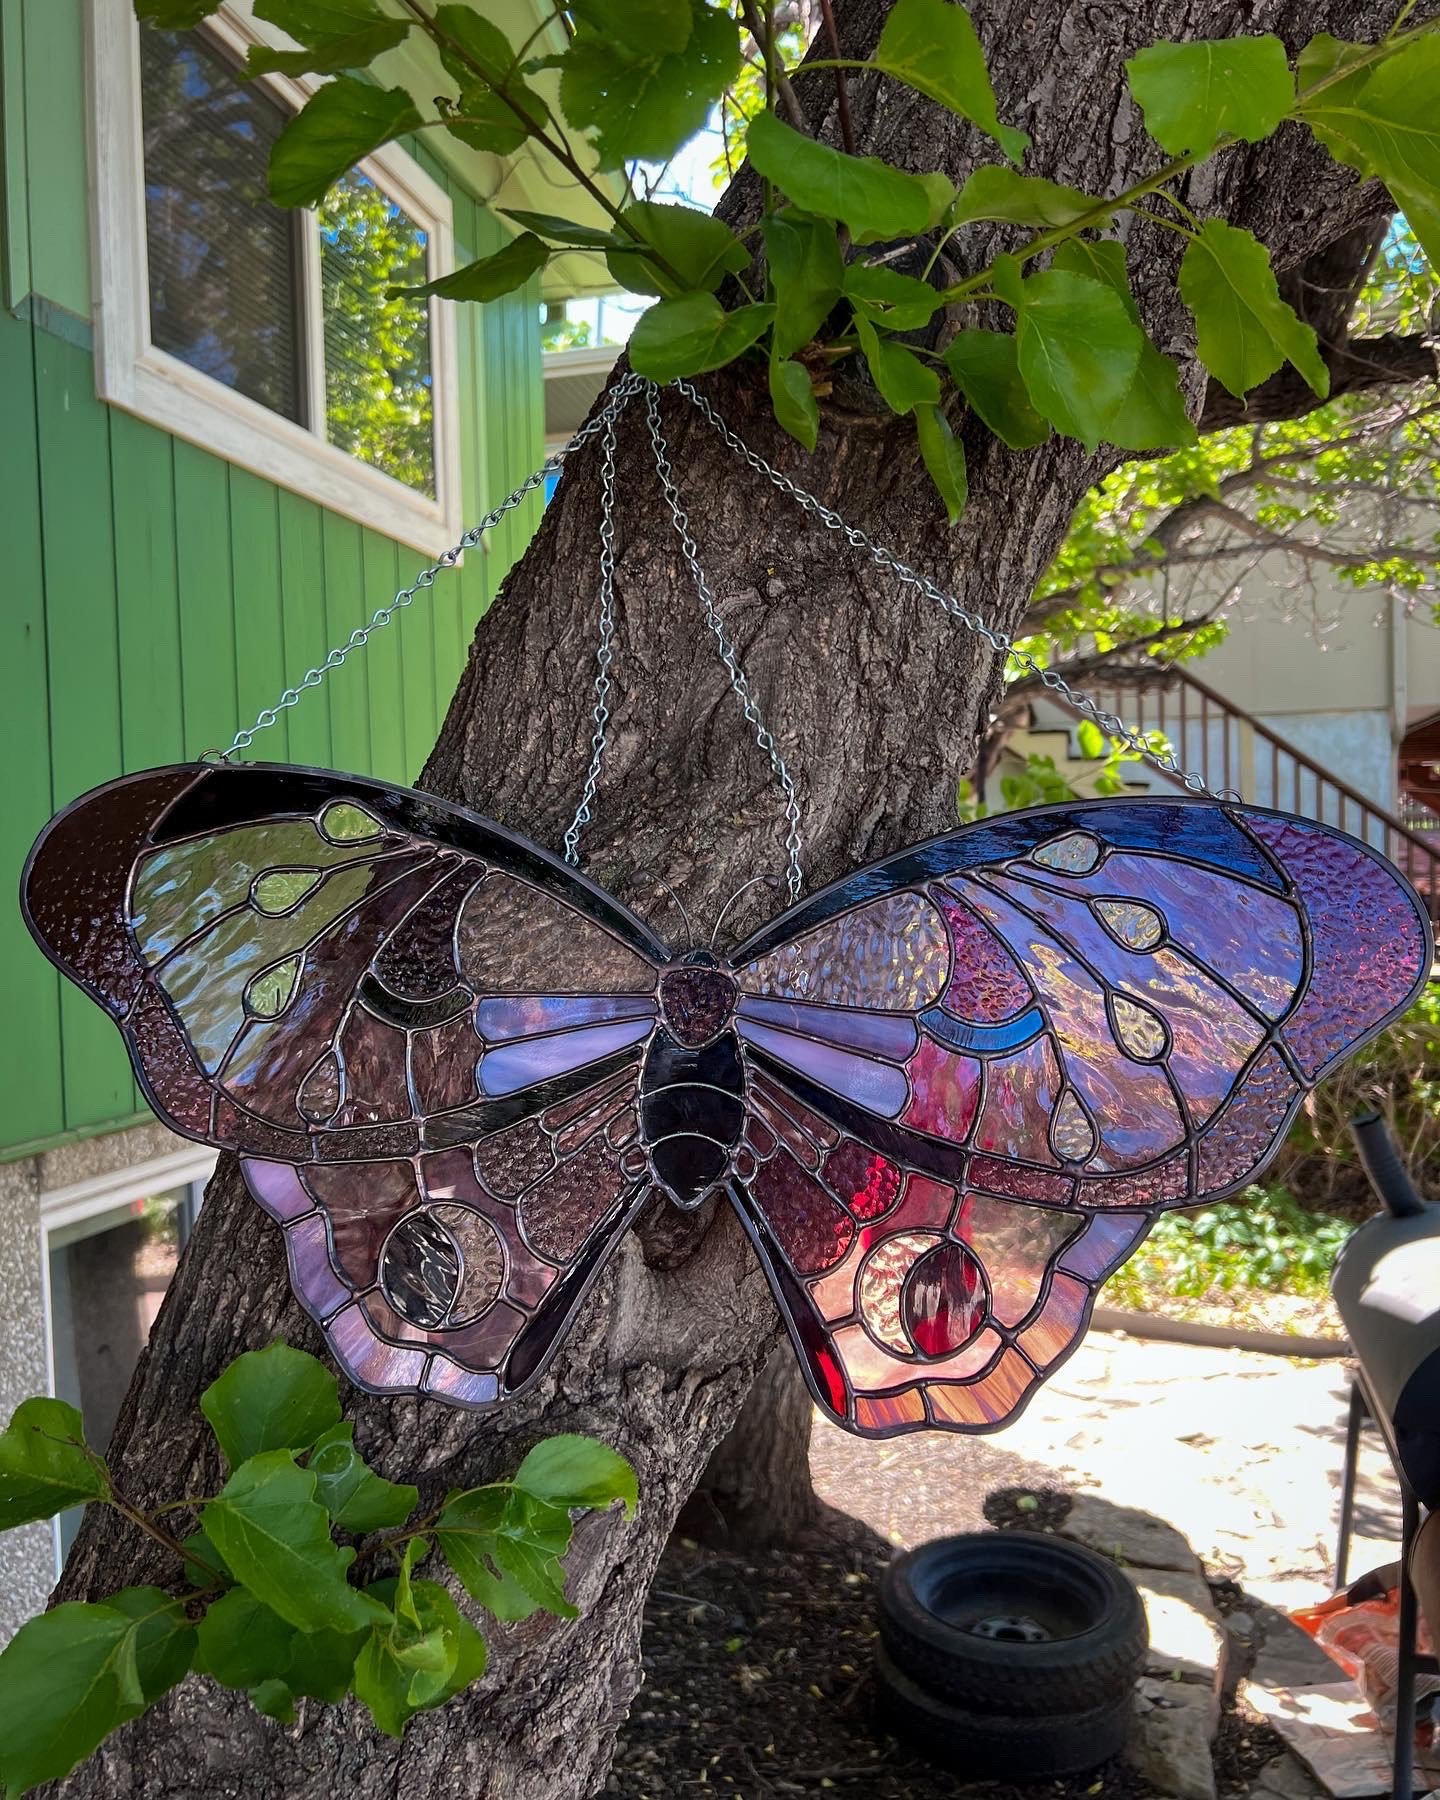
0,0 -> 547,1164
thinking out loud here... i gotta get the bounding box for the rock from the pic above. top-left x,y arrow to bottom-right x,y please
1126,1682 -> 1218,1800
1249,1604 -> 1340,1691
1062,1494 -> 1204,1574
1129,1565 -> 1229,1704
1252,1751 -> 1327,1799
1226,1610 -> 1255,1636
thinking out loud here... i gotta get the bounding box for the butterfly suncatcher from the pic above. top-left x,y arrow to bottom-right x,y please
22,760 -> 1432,1438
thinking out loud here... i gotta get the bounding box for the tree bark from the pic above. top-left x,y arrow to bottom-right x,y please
50,1 -> 1417,1795
680,1348 -> 822,1548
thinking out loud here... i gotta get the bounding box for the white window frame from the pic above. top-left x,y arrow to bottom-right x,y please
86,0 -> 463,556
39,1146 -> 217,1574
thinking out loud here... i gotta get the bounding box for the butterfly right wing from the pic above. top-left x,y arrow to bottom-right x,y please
23,762 -> 670,1404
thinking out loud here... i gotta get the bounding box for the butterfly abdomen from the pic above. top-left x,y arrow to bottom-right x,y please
640,1027 -> 746,1208
645,960 -> 746,1208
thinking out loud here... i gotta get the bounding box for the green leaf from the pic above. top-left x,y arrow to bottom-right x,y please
942,329 -> 1049,450
993,257 -> 1144,451
0,1396 -> 108,1529
246,1 -> 410,78
914,405 -> 968,524
559,1 -> 740,170
194,1588 -> 296,1691
1126,36 -> 1294,157
1076,718 -> 1107,759
248,1678 -> 297,1723
200,1451 -> 386,1635
1178,219 -> 1328,400
435,1486 -> 569,1622
628,295 -> 774,382
0,1603 -> 143,1794
568,0 -> 692,57
855,315 -> 941,415
604,201 -> 749,299
951,166 -> 1111,228
747,112 -> 935,243
393,233 -> 549,302
873,0 -> 1029,161
105,1588 -> 195,1710
769,358 -> 819,452
432,4 -> 515,83
134,0 -> 222,22
842,262 -> 942,330
268,76 -> 422,208
181,1527 -> 232,1589
489,1535 -> 577,1619
200,1342 -> 342,1472
1300,32 -> 1440,217
511,1432 -> 637,1519
285,1624 -> 368,1703
762,214 -> 844,357
443,90 -> 530,157
307,1422 -> 419,1532
501,210 -> 627,250
1051,239 -> 1196,450
353,1579 -> 473,1737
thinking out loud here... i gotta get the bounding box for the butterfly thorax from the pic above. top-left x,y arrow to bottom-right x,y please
657,955 -> 737,1047
645,955 -> 745,1209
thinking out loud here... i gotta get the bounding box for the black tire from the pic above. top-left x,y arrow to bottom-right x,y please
874,1644 -> 1133,1780
879,1531 -> 1147,1718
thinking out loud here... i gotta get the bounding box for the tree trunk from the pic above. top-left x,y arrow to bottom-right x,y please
51,0 -> 1404,1794
681,1349 -> 821,1548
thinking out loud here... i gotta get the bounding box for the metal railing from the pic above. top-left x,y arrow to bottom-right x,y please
1049,667 -> 1440,922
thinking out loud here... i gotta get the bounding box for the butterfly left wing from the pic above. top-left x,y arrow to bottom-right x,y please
725,799 -> 1432,1436
22,761 -> 669,1406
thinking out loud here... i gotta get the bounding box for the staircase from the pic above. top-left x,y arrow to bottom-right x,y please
1033,666 -> 1440,924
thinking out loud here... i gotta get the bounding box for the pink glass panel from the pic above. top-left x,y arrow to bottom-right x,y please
901,1038 -> 980,1141
284,1212 -> 349,1320
937,890 -> 1033,1021
971,1036 -> 1061,1165
423,1357 -> 501,1406
957,1191 -> 1081,1327
241,1156 -> 312,1222
1018,1272 -> 1090,1369
326,1303 -> 428,1391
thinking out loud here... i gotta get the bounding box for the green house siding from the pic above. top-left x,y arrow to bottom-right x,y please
0,30 -> 545,1157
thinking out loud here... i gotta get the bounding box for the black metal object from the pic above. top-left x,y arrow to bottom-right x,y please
1332,1377 -> 1439,1800
1331,1116 -> 1439,1799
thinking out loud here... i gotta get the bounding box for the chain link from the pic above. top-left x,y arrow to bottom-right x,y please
222,372 -> 646,761
562,398 -> 623,865
672,378 -> 1222,799
645,383 -> 805,902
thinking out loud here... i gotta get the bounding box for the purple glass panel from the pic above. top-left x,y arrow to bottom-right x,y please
129,983 -> 213,1135
1194,1044 -> 1298,1192
737,996 -> 919,1060
410,1012 -> 483,1116
971,1036 -> 1061,1165
477,994 -> 656,1043
240,1156 -> 312,1222
901,1037 -> 981,1142
371,866 -> 472,998
1249,816 -> 1429,1075
1078,1153 -> 1189,1209
1058,1211 -> 1149,1280
968,1156 -> 1074,1203
473,1119 -> 554,1198
936,890 -> 1033,1022
326,1303 -> 428,1391
518,1135 -> 628,1262
333,1006 -> 411,1126
306,1159 -> 417,1288
284,1212 -> 350,1320
739,1020 -> 909,1116
423,1357 -> 501,1406
986,870 -> 1263,1126
1015,850 -> 1304,1019
963,884 -> 1184,1168
752,1149 -> 856,1275
478,1017 -> 651,1097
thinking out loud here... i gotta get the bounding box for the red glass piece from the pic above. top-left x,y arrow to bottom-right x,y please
904,1241 -> 986,1358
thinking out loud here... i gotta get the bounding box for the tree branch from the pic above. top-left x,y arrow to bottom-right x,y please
1201,331 -> 1439,428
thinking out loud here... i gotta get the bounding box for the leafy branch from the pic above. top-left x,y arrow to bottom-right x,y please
0,1343 -> 636,1794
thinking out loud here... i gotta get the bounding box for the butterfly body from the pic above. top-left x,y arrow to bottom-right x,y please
21,761 -> 1433,1437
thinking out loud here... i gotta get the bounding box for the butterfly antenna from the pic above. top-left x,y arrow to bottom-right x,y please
710,875 -> 780,951
654,877 -> 696,951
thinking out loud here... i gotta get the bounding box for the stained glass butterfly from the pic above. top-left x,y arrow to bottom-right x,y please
22,762 -> 1432,1437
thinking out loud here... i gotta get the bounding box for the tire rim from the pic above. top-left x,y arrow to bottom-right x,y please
966,1612 -> 1053,1644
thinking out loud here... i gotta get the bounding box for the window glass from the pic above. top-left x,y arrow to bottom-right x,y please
321,172 -> 436,496
48,1183 -> 199,1556
138,25 -> 305,422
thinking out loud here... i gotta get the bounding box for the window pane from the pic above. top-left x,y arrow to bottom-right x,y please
139,27 -> 304,423
320,172 -> 436,495
48,1185 -> 197,1556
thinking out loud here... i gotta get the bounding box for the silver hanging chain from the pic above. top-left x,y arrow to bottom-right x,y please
220,371 -> 645,761
562,398 -> 622,866
672,378 -> 1223,799
645,382 -> 805,902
